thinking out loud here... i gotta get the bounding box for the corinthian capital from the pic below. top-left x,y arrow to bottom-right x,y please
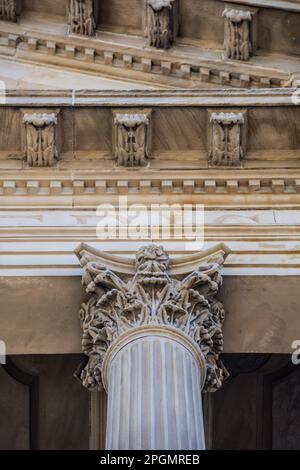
75,243 -> 230,393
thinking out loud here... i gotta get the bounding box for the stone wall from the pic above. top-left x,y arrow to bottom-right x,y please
1,275 -> 299,355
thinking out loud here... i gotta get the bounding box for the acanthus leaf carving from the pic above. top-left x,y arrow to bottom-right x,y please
210,112 -> 244,166
223,8 -> 253,61
114,112 -> 151,167
76,244 -> 229,393
22,112 -> 58,167
0,0 -> 17,21
146,0 -> 177,49
69,0 -> 96,36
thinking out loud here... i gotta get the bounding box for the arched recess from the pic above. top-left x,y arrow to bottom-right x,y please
1,357 -> 39,450
204,354 -> 300,450
257,356 -> 300,450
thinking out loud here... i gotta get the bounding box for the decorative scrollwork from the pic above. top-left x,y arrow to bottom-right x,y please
69,0 -> 96,36
23,113 -> 58,167
76,244 -> 228,392
147,0 -> 177,49
223,8 -> 253,61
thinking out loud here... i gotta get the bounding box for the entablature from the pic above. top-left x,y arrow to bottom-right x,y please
0,0 -> 299,88
0,89 -> 299,208
1,208 -> 300,277
1,170 -> 300,209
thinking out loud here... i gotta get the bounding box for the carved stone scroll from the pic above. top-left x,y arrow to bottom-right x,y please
223,8 -> 253,61
210,112 -> 244,166
22,113 -> 58,167
113,112 -> 151,167
0,0 -> 17,22
146,0 -> 178,49
69,0 -> 96,36
75,243 -> 229,394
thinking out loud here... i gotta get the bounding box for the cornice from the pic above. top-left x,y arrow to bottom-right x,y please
0,88 -> 298,106
220,0 -> 300,12
1,170 -> 300,209
1,224 -> 300,242
1,233 -> 300,276
0,209 -> 299,276
0,18 -> 297,89
0,90 -> 299,208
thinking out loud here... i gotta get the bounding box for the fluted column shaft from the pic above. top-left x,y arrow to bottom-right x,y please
103,326 -> 206,451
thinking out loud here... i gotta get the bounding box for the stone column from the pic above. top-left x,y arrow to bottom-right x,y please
75,243 -> 229,450
104,326 -> 206,450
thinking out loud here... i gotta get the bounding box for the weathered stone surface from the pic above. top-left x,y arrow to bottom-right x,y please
0,1 -> 298,88
146,0 -> 178,49
69,0 -> 96,36
22,112 -> 58,167
209,112 -> 244,166
0,0 -> 17,22
75,244 -> 228,393
113,112 -> 151,167
223,8 -> 253,61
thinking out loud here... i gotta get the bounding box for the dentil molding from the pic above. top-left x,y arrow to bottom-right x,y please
0,1 -> 299,89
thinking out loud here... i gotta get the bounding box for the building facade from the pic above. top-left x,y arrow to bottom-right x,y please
0,0 -> 300,450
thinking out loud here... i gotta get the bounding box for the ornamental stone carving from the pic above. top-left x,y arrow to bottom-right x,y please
0,0 -> 17,21
146,0 -> 178,49
210,112 -> 244,166
113,112 -> 151,167
223,8 -> 253,61
69,0 -> 96,36
75,243 -> 229,393
22,113 -> 58,167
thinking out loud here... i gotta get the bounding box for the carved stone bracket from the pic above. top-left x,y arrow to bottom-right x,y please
0,0 -> 17,21
113,110 -> 152,167
75,243 -> 230,394
223,8 -> 253,61
209,112 -> 245,167
69,0 -> 96,36
22,112 -> 59,167
146,0 -> 179,49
